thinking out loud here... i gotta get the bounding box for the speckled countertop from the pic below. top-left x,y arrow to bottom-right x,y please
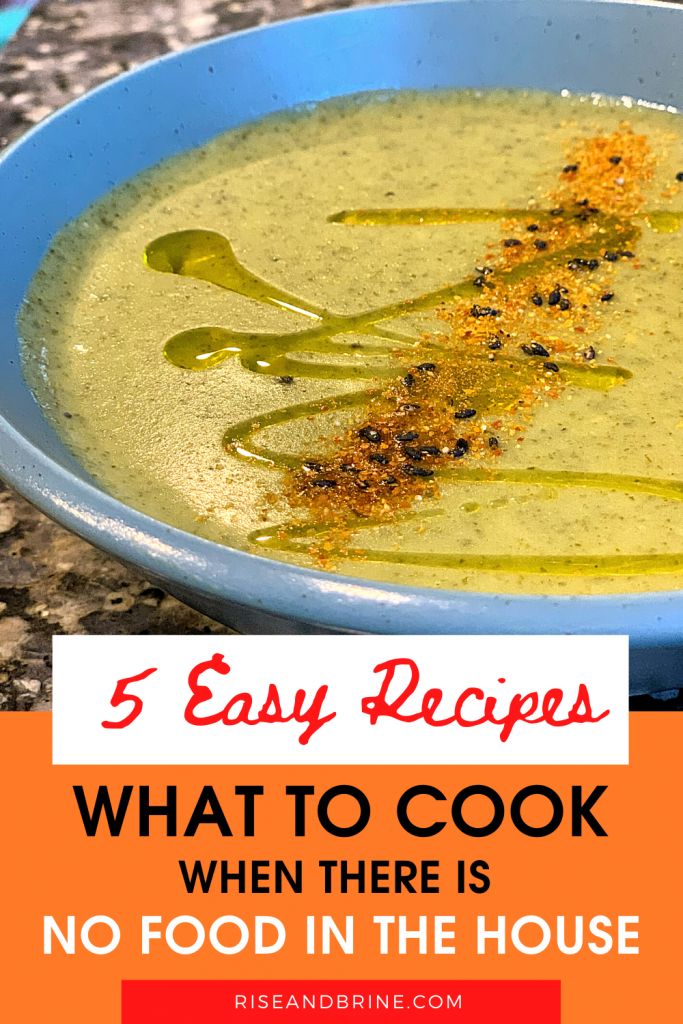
0,0 -> 680,711
0,0 -> 383,710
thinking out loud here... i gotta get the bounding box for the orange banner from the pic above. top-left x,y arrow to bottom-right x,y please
0,713 -> 678,1022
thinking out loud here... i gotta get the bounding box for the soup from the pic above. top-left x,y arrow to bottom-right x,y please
19,89 -> 683,594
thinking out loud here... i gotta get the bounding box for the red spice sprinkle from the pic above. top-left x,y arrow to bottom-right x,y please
286,125 -> 654,537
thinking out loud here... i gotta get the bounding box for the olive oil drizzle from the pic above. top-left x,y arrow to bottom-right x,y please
147,211 -> 636,376
225,389 -> 381,468
146,189 -> 683,577
251,529 -> 683,578
329,206 -> 683,229
223,359 -> 630,470
249,469 -> 683,575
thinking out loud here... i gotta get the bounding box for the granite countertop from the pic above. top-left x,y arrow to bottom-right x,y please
0,0 -> 680,711
0,0 -> 382,710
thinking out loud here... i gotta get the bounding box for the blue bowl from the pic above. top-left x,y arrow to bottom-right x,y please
1,0 -> 682,690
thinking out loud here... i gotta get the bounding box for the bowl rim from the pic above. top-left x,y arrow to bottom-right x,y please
2,0 -> 683,639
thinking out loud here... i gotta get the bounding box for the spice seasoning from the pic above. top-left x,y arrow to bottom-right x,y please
286,124 -> 655,536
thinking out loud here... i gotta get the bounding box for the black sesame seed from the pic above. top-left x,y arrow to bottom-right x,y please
402,373 -> 415,388
454,408 -> 477,420
404,446 -> 423,461
355,479 -> 370,490
488,436 -> 500,449
603,251 -> 619,262
359,426 -> 382,443
403,464 -> 434,478
381,476 -> 398,486
470,305 -> 500,318
521,342 -> 550,357
277,375 -> 294,384
419,445 -> 441,457
676,171 -> 683,182
303,460 -> 323,472
534,239 -> 548,250
475,265 -> 494,276
526,223 -> 540,231
600,292 -> 615,302
456,438 -> 469,452
550,207 -> 564,216
576,198 -> 590,206
584,345 -> 596,361
450,447 -> 466,459
369,453 -> 390,465
311,478 -> 337,488
544,361 -> 560,372
563,163 -> 579,173
416,362 -> 437,372
531,293 -> 543,306
503,238 -> 522,247
340,463 -> 359,474
548,289 -> 561,307
620,250 -> 635,258
568,257 -> 599,270
609,155 -> 622,164
396,430 -> 419,442
559,298 -> 571,311
488,337 -> 503,349
473,275 -> 486,287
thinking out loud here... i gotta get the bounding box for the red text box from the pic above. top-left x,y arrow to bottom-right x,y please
122,979 -> 561,1023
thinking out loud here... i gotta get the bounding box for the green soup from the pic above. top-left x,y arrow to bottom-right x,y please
19,89 -> 683,594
